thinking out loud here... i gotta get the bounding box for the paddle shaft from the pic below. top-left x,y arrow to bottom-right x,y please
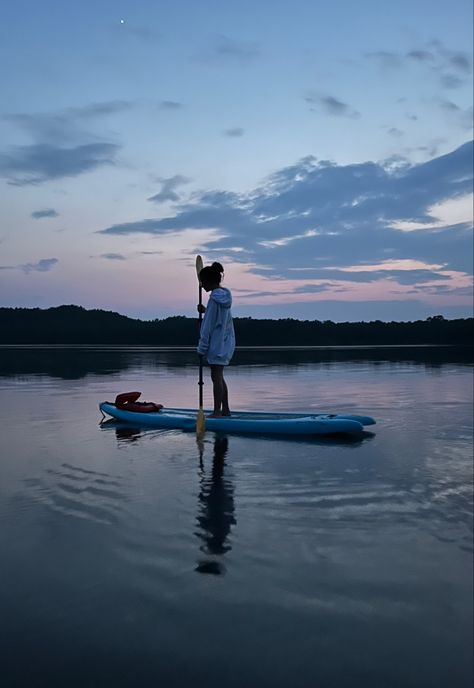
195,254 -> 205,435
198,281 -> 204,408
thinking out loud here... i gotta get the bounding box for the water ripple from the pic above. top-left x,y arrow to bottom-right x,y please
20,463 -> 127,526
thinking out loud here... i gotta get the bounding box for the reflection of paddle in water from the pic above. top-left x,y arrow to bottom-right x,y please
195,435 -> 236,575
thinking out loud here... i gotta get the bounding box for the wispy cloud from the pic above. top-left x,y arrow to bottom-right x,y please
98,253 -> 126,261
406,50 -> 435,64
70,101 -> 134,119
439,74 -> 464,89
0,142 -> 119,185
223,127 -> 245,137
117,21 -> 161,43
438,100 -> 460,112
437,100 -> 473,130
3,101 -> 133,144
159,100 -> 184,110
0,258 -> 59,273
365,51 -> 402,70
366,40 -> 472,89
0,100 -> 130,184
388,127 -> 404,138
306,266 -> 449,285
31,208 -> 59,219
215,34 -> 260,59
201,34 -> 260,63
428,40 -> 472,73
305,93 -> 360,118
21,258 -> 59,273
293,283 -> 340,294
148,175 -> 191,203
404,138 -> 445,158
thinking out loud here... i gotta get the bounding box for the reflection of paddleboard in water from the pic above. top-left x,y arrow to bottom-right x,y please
195,436 -> 235,575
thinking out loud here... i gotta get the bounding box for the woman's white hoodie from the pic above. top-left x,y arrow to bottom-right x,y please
197,287 -> 235,365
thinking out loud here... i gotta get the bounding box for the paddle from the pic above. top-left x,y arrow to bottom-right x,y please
196,255 -> 205,436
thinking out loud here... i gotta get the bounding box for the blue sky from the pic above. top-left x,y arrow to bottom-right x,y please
0,0 -> 472,321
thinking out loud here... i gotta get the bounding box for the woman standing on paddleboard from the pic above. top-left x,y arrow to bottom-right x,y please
197,262 -> 235,417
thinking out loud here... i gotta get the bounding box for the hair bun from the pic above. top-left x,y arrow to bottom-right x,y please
211,262 -> 224,273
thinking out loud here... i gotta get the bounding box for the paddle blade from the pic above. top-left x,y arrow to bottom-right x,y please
196,407 -> 206,436
196,255 -> 203,282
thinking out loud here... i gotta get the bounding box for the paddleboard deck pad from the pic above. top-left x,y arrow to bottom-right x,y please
99,402 -> 375,436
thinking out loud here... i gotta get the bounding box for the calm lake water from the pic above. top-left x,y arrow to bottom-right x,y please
1,346 -> 472,688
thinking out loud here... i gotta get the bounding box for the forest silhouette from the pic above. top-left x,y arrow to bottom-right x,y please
0,305 -> 472,346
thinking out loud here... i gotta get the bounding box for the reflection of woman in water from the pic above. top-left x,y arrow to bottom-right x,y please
195,436 -> 236,573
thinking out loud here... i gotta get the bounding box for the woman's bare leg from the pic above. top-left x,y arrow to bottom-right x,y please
221,377 -> 230,416
210,365 -> 224,416
210,366 -> 231,416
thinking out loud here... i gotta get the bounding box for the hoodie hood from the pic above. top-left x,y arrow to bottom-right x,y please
210,287 -> 232,308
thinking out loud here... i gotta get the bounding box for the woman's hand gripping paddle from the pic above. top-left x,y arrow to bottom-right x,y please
196,255 -> 206,436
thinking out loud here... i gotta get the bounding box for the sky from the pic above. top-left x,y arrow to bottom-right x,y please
0,0 -> 472,322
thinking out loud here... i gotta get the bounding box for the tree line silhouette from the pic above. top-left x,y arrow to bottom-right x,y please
0,305 -> 472,346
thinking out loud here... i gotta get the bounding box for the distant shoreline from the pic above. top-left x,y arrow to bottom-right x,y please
1,305 -> 472,346
0,343 -> 468,350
